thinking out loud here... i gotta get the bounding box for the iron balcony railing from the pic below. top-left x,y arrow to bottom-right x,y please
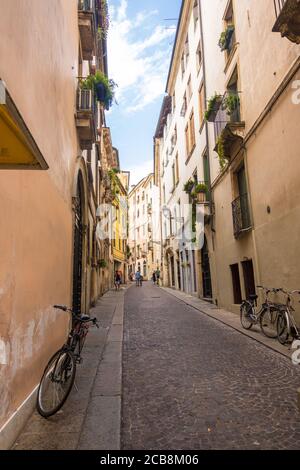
232,193 -> 252,238
273,0 -> 287,17
214,91 -> 242,141
76,80 -> 98,129
78,0 -> 93,11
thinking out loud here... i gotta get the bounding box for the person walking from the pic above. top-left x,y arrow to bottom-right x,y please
114,270 -> 121,291
155,268 -> 161,286
135,269 -> 142,287
152,271 -> 157,285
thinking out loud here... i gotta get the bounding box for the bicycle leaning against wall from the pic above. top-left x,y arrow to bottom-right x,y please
240,286 -> 283,338
36,305 -> 99,418
276,289 -> 300,345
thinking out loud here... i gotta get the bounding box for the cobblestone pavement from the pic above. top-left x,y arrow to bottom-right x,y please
122,282 -> 300,450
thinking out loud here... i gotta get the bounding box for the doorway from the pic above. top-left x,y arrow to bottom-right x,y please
201,236 -> 212,299
72,171 -> 85,315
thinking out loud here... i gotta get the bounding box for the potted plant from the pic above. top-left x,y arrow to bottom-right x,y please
80,71 -> 117,110
218,25 -> 235,52
205,93 -> 222,122
193,183 -> 208,203
98,259 -> 107,268
183,179 -> 194,194
224,92 -> 240,117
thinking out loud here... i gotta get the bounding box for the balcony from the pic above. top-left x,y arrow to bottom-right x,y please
78,0 -> 96,60
76,84 -> 97,150
232,193 -> 252,239
272,0 -> 300,44
213,91 -> 245,161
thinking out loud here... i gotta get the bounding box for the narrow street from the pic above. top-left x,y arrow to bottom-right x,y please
122,283 -> 300,450
11,283 -> 300,450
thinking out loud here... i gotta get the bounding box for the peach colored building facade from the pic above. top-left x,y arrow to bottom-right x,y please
0,0 -> 116,448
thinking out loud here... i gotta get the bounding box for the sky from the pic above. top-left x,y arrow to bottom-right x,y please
106,0 -> 182,186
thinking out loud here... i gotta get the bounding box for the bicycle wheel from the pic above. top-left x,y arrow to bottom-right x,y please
277,312 -> 289,345
240,303 -> 253,330
260,308 -> 279,338
37,349 -> 76,418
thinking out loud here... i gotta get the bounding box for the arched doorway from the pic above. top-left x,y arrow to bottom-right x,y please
201,236 -> 212,299
72,171 -> 85,314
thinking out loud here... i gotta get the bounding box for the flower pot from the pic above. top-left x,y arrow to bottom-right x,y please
196,191 -> 206,204
95,82 -> 106,103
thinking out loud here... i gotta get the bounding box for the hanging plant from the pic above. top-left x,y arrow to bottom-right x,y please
98,259 -> 107,268
205,93 -> 222,122
218,25 -> 235,52
183,179 -> 194,194
216,134 -> 228,169
80,70 -> 117,109
99,0 -> 109,38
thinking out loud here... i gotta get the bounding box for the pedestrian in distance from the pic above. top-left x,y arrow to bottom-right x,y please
114,270 -> 121,291
135,269 -> 142,287
155,267 -> 161,286
152,271 -> 157,285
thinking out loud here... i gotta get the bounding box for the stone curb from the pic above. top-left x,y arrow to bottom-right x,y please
161,287 -> 292,361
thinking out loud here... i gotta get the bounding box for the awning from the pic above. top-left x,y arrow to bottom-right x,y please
0,80 -> 48,170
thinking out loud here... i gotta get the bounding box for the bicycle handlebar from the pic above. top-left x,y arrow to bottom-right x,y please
53,305 -> 99,326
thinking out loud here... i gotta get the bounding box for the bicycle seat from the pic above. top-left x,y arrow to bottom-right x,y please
248,294 -> 258,301
78,314 -> 91,322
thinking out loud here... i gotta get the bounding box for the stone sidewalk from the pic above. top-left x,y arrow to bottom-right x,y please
162,287 -> 293,360
13,287 -> 126,450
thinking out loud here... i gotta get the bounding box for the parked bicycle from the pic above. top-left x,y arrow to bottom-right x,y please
36,305 -> 99,418
276,289 -> 300,345
240,286 -> 283,338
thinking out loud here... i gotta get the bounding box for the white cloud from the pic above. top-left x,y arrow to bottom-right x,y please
127,159 -> 153,187
108,1 -> 175,113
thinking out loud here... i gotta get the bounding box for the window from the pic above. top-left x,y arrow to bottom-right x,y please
172,163 -> 176,191
196,41 -> 202,71
185,124 -> 189,157
185,112 -> 195,159
189,110 -> 195,151
187,76 -> 192,102
185,35 -> 190,63
181,53 -> 185,77
193,0 -> 199,27
223,0 -> 236,59
175,153 -> 179,185
172,92 -> 176,113
230,263 -> 242,304
199,84 -> 205,128
171,126 -> 177,153
181,92 -> 187,116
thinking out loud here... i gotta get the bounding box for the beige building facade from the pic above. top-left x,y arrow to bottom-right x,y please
201,0 -> 300,315
128,174 -> 161,280
0,0 -> 118,448
155,0 -> 300,318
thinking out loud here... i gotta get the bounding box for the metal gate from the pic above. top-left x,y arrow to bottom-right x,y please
72,173 -> 84,315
